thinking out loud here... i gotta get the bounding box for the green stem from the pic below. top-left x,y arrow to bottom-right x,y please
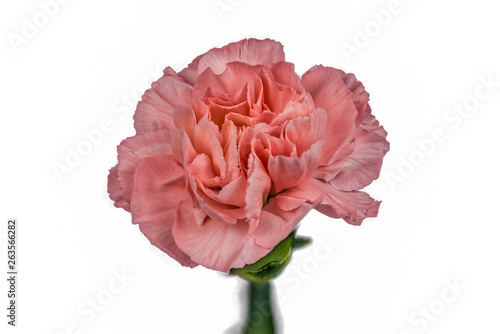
243,280 -> 276,334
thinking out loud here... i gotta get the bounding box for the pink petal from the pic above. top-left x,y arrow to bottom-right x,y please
244,153 -> 272,220
193,62 -> 264,101
315,181 -> 381,226
301,65 -> 358,165
130,156 -> 197,268
187,168 -> 247,224
172,200 -> 273,272
238,122 -> 276,174
211,175 -> 247,207
179,38 -> 286,85
270,61 -> 304,94
107,165 -> 130,211
270,93 -> 315,126
170,130 -> 198,167
188,154 -> 216,180
177,53 -> 203,86
134,67 -> 193,135
193,99 -> 210,122
261,69 -> 299,114
359,105 -> 382,132
221,121 -> 240,181
173,106 -> 196,142
247,74 -> 264,113
324,126 -> 389,191
249,179 -> 322,249
285,108 -> 327,156
274,179 -> 324,212
192,117 -> 226,178
342,72 -> 370,125
116,130 -> 177,204
267,141 -> 323,194
208,98 -> 249,129
313,140 -> 355,180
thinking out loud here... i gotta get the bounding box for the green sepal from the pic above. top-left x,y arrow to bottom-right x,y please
230,230 -> 311,283
292,236 -> 312,249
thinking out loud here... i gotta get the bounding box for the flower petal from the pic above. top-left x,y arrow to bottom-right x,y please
172,200 -> 272,272
261,69 -> 299,114
130,156 -> 197,268
192,117 -> 226,178
173,106 -> 196,143
193,62 -> 265,102
134,67 -> 193,135
187,168 -> 246,224
179,38 -> 285,85
267,141 -> 323,194
249,179 -> 322,249
270,61 -> 304,94
107,165 -> 129,211
244,153 -> 272,220
221,120 -> 240,180
315,182 -> 381,226
285,108 -> 327,156
116,130 -> 177,205
211,175 -> 247,207
270,93 -> 315,126
343,72 -> 370,125
324,126 -> 389,191
301,65 -> 358,165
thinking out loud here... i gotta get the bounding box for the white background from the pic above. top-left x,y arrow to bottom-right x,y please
1,0 -> 499,333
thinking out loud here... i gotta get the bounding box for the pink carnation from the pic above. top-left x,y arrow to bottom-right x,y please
108,38 -> 389,272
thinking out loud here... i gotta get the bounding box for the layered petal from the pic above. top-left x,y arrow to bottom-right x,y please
324,126 -> 389,191
301,65 -> 358,165
193,62 -> 265,100
115,130 -> 177,205
192,117 -> 226,178
265,108 -> 326,193
134,67 -> 193,135
261,68 -> 298,114
244,153 -> 272,220
221,121 -> 240,180
342,72 -> 370,125
315,181 -> 381,226
270,62 -> 304,94
284,108 -> 327,156
249,179 -> 323,249
172,200 -> 273,272
107,165 -> 129,211
179,38 -> 285,84
267,141 -> 323,194
130,156 -> 197,268
187,169 -> 247,224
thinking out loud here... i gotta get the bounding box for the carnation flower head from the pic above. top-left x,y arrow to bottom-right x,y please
108,38 -> 389,272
